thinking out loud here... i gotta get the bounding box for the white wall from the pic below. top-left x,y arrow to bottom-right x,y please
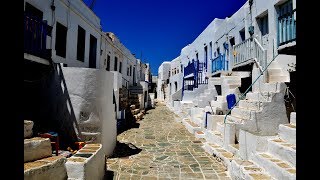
157,62 -> 171,100
61,67 -> 116,156
25,0 -> 102,68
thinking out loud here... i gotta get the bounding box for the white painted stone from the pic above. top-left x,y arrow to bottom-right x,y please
62,67 -> 116,156
24,137 -> 52,162
252,153 -> 295,180
223,123 -> 236,147
24,120 -> 34,139
279,124 -> 296,145
24,156 -> 68,180
267,138 -> 296,167
238,130 -> 276,161
239,100 -> 261,111
66,144 -> 105,180
290,112 -> 296,125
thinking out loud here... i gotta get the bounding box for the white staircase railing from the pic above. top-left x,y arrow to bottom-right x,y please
233,38 -> 267,70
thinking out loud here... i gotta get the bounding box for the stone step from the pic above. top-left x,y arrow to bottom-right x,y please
239,100 -> 261,111
182,118 -> 201,135
267,68 -> 284,76
24,156 -> 67,180
253,82 -> 285,93
216,122 -> 225,135
246,92 -> 273,102
195,130 -> 205,139
267,138 -> 296,167
210,101 -> 227,110
229,159 -> 273,180
224,79 -> 241,85
202,142 -> 235,168
208,77 -> 221,85
252,153 -> 296,180
269,75 -> 290,83
205,130 -> 223,147
226,115 -> 246,124
24,137 -> 52,163
279,124 -> 296,145
24,120 -> 34,139
231,107 -> 256,120
227,144 -> 239,156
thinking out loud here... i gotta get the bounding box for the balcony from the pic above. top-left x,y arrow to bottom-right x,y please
278,9 -> 296,46
24,13 -> 51,60
211,54 -> 228,74
233,38 -> 267,70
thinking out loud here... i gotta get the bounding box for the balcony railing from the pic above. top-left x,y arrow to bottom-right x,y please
233,38 -> 267,70
184,61 -> 195,77
24,13 -> 51,60
122,77 -> 129,89
211,54 -> 228,73
278,9 -> 296,46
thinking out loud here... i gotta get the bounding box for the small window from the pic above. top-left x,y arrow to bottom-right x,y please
55,22 -> 67,58
106,55 -> 111,71
230,37 -> 235,46
119,61 -> 122,73
76,26 -> 86,62
127,67 -> 129,76
258,14 -> 269,36
114,56 -> 118,71
239,28 -> 245,42
130,65 -> 132,76
181,65 -> 183,73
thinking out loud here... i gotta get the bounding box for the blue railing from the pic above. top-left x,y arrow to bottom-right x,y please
24,13 -> 51,60
278,9 -> 296,46
211,54 -> 228,73
184,61 -> 195,77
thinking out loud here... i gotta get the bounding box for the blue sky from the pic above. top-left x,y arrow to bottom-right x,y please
84,0 -> 247,74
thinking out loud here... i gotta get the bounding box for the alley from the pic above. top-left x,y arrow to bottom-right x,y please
106,102 -> 230,180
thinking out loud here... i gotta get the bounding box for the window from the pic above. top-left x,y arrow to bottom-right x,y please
119,61 -> 122,73
177,68 -> 179,74
114,56 -> 118,71
175,82 -> 177,92
55,22 -> 67,58
196,53 -> 199,61
209,42 -> 213,60
130,65 -> 132,76
106,55 -> 110,71
127,67 -> 129,76
239,28 -> 245,42
89,35 -> 97,68
181,65 -> 183,73
76,25 -> 86,62
229,37 -> 235,46
258,14 -> 269,36
204,46 -> 208,68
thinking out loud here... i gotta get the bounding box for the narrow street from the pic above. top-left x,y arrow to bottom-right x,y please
106,102 -> 230,180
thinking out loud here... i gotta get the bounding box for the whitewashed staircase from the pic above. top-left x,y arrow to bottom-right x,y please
251,112 -> 296,180
24,120 -> 68,180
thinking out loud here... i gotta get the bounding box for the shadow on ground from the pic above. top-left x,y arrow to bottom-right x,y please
109,141 -> 142,158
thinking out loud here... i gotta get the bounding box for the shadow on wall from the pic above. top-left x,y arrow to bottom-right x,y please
24,61 -> 80,149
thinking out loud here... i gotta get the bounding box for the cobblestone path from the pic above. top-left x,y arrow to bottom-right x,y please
106,102 -> 230,180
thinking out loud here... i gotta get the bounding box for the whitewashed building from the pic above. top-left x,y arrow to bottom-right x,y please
24,0 -> 151,158
158,0 -> 296,179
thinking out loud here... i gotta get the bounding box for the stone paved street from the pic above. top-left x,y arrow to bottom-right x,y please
106,102 -> 230,180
